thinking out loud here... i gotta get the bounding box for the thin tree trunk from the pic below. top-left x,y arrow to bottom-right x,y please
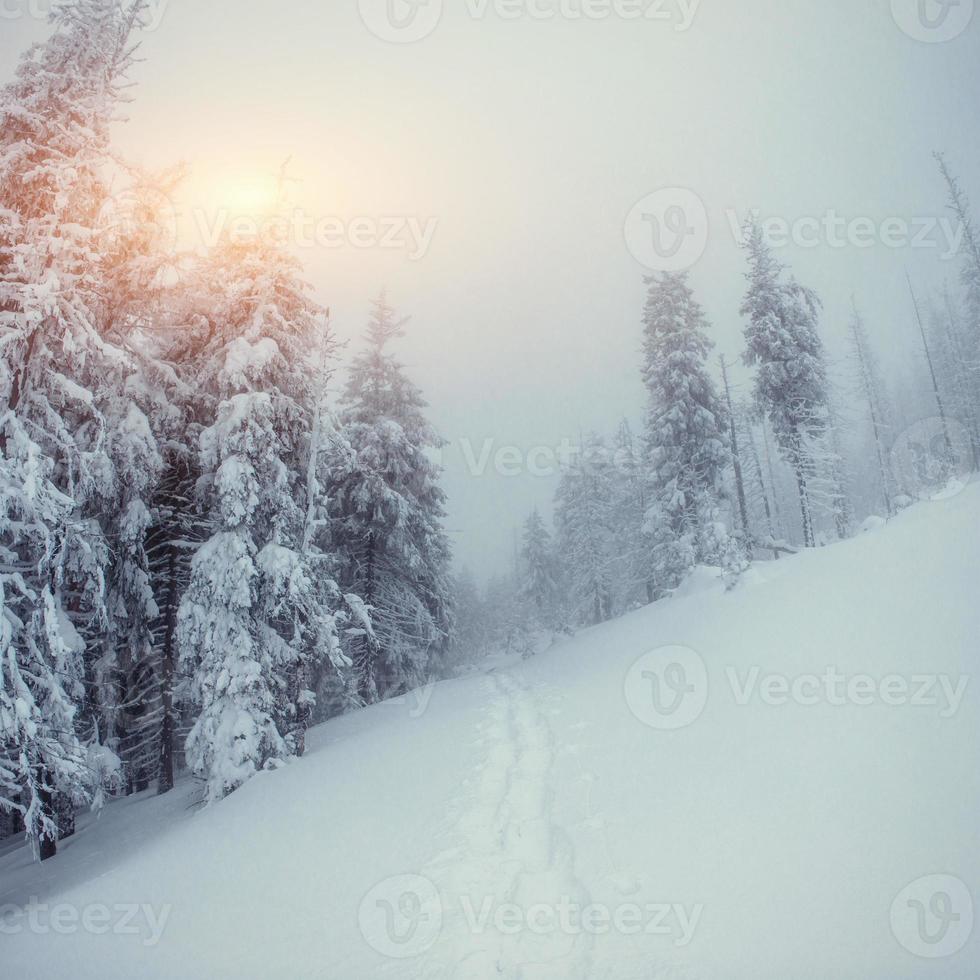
792,433 -> 815,548
357,535 -> 377,702
761,419 -> 784,540
720,357 -> 750,540
942,286 -> 980,472
745,422 -> 779,559
157,544 -> 179,795
849,309 -> 894,516
37,773 -> 57,862
907,273 -> 954,468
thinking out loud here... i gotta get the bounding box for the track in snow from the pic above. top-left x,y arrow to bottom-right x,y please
422,670 -> 594,979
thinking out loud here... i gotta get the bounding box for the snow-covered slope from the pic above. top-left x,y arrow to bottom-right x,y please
3,486 -> 979,979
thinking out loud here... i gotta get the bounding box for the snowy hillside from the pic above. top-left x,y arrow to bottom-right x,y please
2,486 -> 978,979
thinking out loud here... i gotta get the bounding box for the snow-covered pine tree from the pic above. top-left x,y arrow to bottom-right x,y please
928,292 -> 980,473
554,433 -> 616,625
326,292 -> 454,704
936,153 -> 980,406
740,221 -> 831,548
519,508 -> 559,632
719,357 -> 750,541
121,229 -> 221,796
482,571 -> 527,655
823,404 -> 853,541
446,568 -> 491,667
145,434 -> 198,793
90,168 -> 190,795
102,399 -> 163,794
608,419 -> 656,607
906,273 -> 956,477
641,271 -> 732,583
0,0 -> 150,857
177,234 -> 350,804
736,403 -> 783,557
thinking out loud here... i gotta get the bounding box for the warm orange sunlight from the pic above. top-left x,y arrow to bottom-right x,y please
217,174 -> 280,216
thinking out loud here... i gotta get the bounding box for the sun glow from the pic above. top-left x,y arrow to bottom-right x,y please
220,175 -> 279,216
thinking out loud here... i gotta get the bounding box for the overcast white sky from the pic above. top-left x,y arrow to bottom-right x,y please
3,0 -> 979,578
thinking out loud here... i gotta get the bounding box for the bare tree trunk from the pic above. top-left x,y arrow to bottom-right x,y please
849,307 -> 894,517
792,433 -> 816,548
720,357 -> 750,540
942,286 -> 980,473
37,773 -> 57,862
356,535 -> 378,703
907,273 -> 954,470
761,419 -> 785,541
744,421 -> 779,560
157,544 -> 178,795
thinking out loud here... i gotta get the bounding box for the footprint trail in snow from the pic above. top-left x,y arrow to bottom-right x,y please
422,671 -> 594,979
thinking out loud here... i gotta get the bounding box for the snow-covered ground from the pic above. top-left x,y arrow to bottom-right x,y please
2,486 -> 978,979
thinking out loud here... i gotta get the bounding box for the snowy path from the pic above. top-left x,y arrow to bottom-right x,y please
422,670 -> 593,979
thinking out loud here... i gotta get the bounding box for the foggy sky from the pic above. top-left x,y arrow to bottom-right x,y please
2,0 -> 978,579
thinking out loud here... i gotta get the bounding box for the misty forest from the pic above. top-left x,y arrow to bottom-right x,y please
1,2 -> 978,978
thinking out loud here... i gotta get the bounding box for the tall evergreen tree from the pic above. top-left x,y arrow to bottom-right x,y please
0,0 -> 150,858
740,222 -> 831,548
446,568 -> 491,666
519,508 -> 559,630
555,433 -> 616,625
326,293 -> 454,704
177,235 -> 350,804
929,292 -> 980,473
737,404 -> 782,557
936,152 -> 980,403
641,272 -> 731,582
719,357 -> 750,540
608,419 -> 656,606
